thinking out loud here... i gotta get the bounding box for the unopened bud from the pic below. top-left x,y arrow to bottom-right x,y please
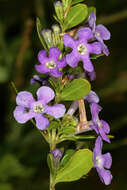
51,149 -> 63,158
52,24 -> 61,34
41,29 -> 53,48
54,1 -> 63,21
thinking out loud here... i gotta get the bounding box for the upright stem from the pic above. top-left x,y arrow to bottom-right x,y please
50,173 -> 55,190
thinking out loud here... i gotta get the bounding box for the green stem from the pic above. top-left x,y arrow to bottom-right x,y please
50,173 -> 55,190
50,129 -> 57,150
49,129 -> 58,190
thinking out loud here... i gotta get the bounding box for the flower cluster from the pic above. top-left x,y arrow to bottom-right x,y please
35,12 -> 110,80
13,8 -> 112,187
85,90 -> 112,185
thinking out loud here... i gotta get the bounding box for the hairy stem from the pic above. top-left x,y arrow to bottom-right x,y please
77,99 -> 89,132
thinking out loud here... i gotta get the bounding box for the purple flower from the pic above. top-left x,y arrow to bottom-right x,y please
85,90 -> 99,104
13,86 -> 66,130
90,103 -> 110,143
35,47 -> 66,78
63,27 -> 102,72
88,11 -> 111,56
93,136 -> 113,185
51,149 -> 63,158
30,75 -> 49,86
87,70 -> 96,81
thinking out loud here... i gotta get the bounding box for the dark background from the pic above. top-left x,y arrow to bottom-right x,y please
0,0 -> 127,189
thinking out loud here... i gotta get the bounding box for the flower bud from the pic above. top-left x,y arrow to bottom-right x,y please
41,29 -> 53,48
51,149 -> 63,159
54,1 -> 63,21
52,24 -> 61,34
51,149 -> 63,168
30,75 -> 49,86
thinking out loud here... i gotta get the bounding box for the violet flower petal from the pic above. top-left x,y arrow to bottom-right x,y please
87,71 -> 96,81
97,168 -> 113,185
46,104 -> 66,118
90,103 -> 102,122
35,114 -> 49,130
66,52 -> 79,67
37,86 -> 55,104
63,34 -> 75,48
90,124 -> 99,134
102,42 -> 110,56
38,50 -> 47,63
13,106 -> 34,123
57,57 -> 66,68
16,91 -> 35,108
78,27 -> 93,41
49,47 -> 61,60
50,68 -> 62,77
35,64 -> 50,74
85,90 -> 99,104
95,24 -> 111,40
82,57 -> 94,72
101,120 -> 110,134
99,127 -> 110,143
93,136 -> 102,156
90,103 -> 101,122
88,11 -> 96,31
102,153 -> 112,169
90,42 -> 102,54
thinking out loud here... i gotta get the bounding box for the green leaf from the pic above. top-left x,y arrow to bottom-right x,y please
61,126 -> 75,134
59,78 -> 91,101
59,134 -> 96,142
55,149 -> 93,184
72,0 -> 85,5
36,17 -> 48,50
75,134 -> 96,140
60,149 -> 75,168
59,134 -> 77,142
64,4 -> 88,30
62,0 -> 72,11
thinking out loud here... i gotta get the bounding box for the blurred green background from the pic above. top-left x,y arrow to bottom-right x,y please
0,0 -> 127,189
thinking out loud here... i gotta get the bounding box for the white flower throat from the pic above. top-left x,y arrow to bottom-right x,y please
96,117 -> 102,128
33,103 -> 44,113
95,32 -> 100,37
77,43 -> 87,55
46,61 -> 56,69
96,156 -> 102,168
